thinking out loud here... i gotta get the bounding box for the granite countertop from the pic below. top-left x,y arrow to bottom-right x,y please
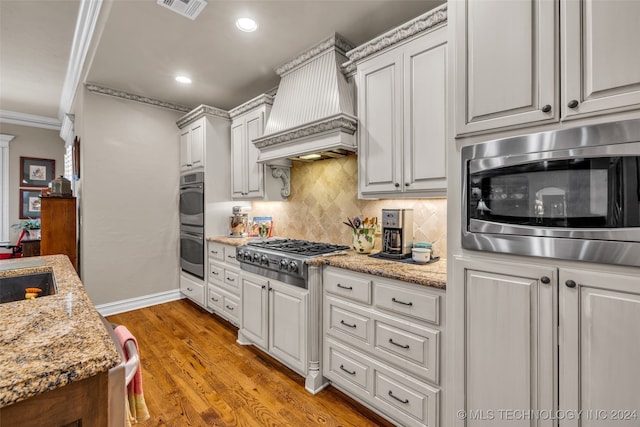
208,236 -> 446,290
308,251 -> 446,290
0,255 -> 121,408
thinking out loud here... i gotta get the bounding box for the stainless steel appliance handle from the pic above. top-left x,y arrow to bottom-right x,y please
181,232 -> 203,240
469,141 -> 640,174
180,184 -> 203,190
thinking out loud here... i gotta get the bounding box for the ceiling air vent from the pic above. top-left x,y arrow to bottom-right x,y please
157,0 -> 207,20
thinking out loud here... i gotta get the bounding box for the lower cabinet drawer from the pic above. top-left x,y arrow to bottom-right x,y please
223,270 -> 239,291
207,285 -> 224,311
181,274 -> 205,306
375,281 -> 440,325
375,320 -> 440,385
327,343 -> 370,391
222,294 -> 239,322
327,299 -> 371,344
374,371 -> 439,426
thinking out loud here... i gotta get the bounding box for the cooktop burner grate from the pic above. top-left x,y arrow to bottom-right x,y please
247,238 -> 349,256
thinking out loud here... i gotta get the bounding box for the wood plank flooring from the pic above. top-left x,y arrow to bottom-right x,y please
107,299 -> 394,427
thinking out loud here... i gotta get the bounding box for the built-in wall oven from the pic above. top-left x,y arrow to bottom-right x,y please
180,172 -> 204,279
462,119 -> 640,267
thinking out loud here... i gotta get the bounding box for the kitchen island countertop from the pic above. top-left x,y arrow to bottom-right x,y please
207,236 -> 446,290
0,255 -> 121,408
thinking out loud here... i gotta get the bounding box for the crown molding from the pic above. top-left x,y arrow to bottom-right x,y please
253,114 -> 357,149
86,83 -> 192,113
0,134 -> 16,146
229,94 -> 274,119
342,3 -> 448,75
58,0 -> 104,122
275,33 -> 355,76
0,110 -> 61,131
175,104 -> 230,128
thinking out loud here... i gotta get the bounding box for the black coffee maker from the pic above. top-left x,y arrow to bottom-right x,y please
380,209 -> 414,259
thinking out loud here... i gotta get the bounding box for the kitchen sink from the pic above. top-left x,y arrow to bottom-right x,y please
0,271 -> 57,303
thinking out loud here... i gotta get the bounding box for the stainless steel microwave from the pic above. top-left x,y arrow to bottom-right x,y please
462,119 -> 640,267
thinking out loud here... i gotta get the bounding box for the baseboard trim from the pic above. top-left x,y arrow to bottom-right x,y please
95,289 -> 183,316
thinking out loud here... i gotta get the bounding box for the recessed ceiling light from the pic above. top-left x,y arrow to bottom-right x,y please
236,17 -> 257,32
175,75 -> 192,84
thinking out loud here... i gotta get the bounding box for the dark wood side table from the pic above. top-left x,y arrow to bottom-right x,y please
21,239 -> 41,257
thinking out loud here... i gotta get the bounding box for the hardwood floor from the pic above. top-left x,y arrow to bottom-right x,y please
107,299 -> 394,427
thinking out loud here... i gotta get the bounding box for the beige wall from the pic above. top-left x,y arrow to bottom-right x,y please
252,154 -> 447,259
0,123 -> 65,244
77,89 -> 183,305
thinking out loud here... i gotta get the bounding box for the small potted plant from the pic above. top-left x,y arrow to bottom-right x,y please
12,218 -> 41,240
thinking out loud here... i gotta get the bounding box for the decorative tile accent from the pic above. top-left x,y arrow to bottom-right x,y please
251,154 -> 447,258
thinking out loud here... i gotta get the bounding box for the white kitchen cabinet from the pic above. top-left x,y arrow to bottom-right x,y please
206,242 -> 241,326
451,258 -> 557,427
356,25 -> 447,198
452,256 -> 640,427
180,118 -> 205,171
239,271 -> 308,375
180,273 -> 206,307
559,268 -> 640,427
453,0 -> 640,136
561,0 -> 640,120
230,95 -> 289,200
323,266 -> 445,427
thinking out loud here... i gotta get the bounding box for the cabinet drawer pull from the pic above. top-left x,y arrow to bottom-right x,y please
388,338 -> 410,349
211,271 -> 219,275
225,305 -> 234,311
336,283 -> 353,290
227,255 -> 236,260
210,250 -> 219,254
339,364 -> 356,376
226,277 -> 235,282
186,287 -> 193,292
388,390 -> 409,404
340,320 -> 357,329
210,297 -> 219,302
392,297 -> 413,306
565,279 -> 577,288
261,285 -> 266,289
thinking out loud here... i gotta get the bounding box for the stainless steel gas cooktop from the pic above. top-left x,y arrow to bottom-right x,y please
236,238 -> 349,288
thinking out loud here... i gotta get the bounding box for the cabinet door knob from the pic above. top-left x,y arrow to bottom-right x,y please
540,276 -> 551,284
565,279 -> 577,288
394,183 -> 400,188
541,104 -> 552,113
404,182 -> 410,187
567,100 -> 579,109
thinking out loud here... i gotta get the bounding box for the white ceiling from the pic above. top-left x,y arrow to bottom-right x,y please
0,0 -> 445,123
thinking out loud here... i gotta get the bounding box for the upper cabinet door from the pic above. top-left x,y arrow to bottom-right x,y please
454,0 -> 557,136
403,28 -> 447,195
245,111 -> 265,198
230,122 -> 246,198
562,0 -> 640,119
189,121 -> 205,169
358,49 -> 403,195
179,128 -> 191,171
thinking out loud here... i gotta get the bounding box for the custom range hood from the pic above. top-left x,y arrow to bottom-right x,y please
254,34 -> 357,163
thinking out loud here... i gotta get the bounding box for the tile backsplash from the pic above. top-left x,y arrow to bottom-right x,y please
251,154 -> 447,258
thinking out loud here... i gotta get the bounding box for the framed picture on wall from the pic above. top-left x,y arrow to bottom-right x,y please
19,189 -> 42,219
20,156 -> 55,187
